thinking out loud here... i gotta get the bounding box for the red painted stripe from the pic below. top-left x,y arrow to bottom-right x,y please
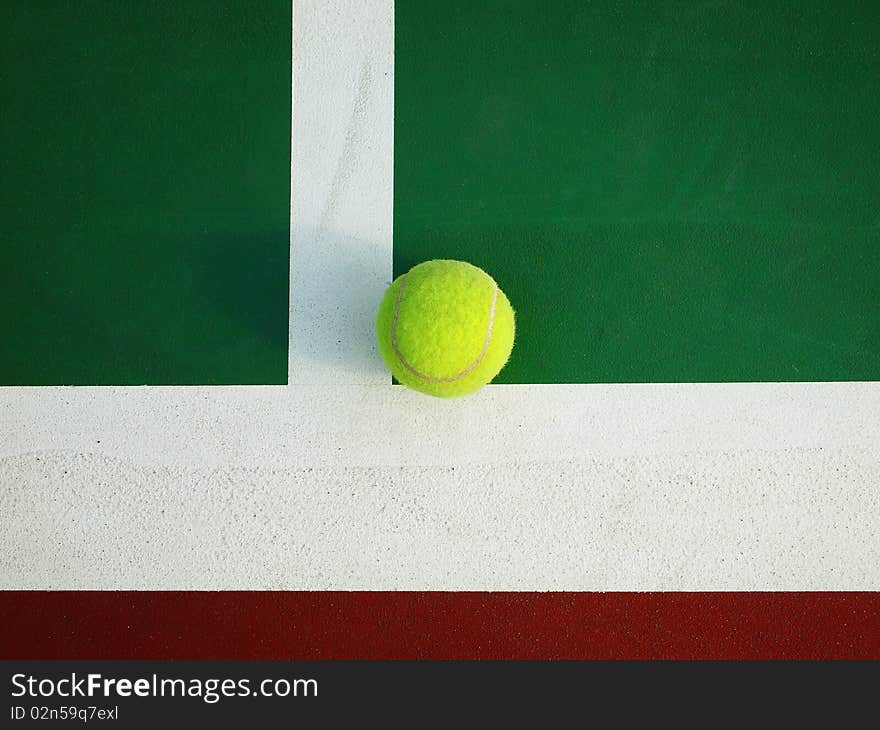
2,592 -> 878,660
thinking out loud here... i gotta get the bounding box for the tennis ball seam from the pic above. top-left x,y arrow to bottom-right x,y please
390,270 -> 499,383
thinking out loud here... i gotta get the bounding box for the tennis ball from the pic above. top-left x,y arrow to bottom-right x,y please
376,259 -> 515,398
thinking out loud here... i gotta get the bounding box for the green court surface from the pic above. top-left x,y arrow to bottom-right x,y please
395,1 -> 880,382
1,1 -> 290,385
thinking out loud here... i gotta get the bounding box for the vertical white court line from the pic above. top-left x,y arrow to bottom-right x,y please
289,0 -> 394,385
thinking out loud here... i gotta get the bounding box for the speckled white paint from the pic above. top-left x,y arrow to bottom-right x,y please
1,448 -> 878,590
1,0 -> 878,589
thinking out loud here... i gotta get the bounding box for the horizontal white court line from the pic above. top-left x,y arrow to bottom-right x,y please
2,447 -> 877,590
1,383 -> 879,469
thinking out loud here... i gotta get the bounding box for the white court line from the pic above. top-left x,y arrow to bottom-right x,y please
1,0 -> 878,589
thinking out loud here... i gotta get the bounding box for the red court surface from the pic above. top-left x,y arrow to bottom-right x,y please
3,592 -> 878,660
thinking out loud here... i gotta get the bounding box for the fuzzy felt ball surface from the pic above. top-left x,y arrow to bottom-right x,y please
376,259 -> 515,398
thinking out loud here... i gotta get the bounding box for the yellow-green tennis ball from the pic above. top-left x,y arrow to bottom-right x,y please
376,259 -> 515,398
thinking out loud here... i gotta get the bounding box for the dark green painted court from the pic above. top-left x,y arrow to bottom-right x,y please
2,1 -> 878,384
396,1 -> 880,382
1,1 -> 291,385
